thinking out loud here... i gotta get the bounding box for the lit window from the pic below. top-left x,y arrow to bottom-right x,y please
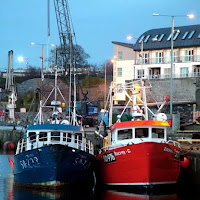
167,33 -> 172,41
118,52 -> 122,60
182,32 -> 188,40
144,35 -> 150,43
173,32 -> 180,40
158,34 -> 165,41
117,68 -> 122,77
188,31 -> 195,39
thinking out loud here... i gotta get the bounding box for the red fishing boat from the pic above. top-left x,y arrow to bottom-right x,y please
97,80 -> 181,188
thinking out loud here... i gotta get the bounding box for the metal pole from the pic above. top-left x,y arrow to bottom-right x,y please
170,16 -> 174,115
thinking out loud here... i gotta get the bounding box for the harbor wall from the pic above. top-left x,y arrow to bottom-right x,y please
0,129 -> 23,148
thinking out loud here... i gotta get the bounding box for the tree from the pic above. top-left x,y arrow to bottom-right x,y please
25,66 -> 41,79
48,44 -> 90,69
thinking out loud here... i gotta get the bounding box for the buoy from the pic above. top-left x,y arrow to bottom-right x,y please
4,141 -> 15,151
180,157 -> 190,168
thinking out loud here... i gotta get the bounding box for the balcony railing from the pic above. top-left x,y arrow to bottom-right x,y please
135,54 -> 200,65
144,72 -> 200,80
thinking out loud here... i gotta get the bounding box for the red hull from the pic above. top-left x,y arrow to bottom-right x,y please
97,142 -> 180,186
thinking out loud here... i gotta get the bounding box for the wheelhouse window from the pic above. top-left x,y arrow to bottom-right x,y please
51,132 -> 60,141
63,132 -> 72,142
39,132 -> 48,141
29,132 -> 36,142
152,128 -> 164,138
135,128 -> 148,138
118,129 -> 132,140
75,133 -> 82,143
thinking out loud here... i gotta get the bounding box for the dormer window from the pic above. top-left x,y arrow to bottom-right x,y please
188,31 -> 195,39
139,35 -> 145,43
167,33 -> 172,41
173,32 -> 180,40
158,34 -> 165,41
182,32 -> 188,40
144,35 -> 150,43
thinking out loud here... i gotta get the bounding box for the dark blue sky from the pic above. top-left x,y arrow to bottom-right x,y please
0,0 -> 199,70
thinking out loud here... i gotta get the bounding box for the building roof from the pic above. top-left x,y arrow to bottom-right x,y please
134,24 -> 200,51
112,41 -> 134,49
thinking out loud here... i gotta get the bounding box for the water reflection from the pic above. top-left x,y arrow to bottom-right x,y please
1,153 -> 200,200
102,190 -> 178,200
13,187 -> 97,200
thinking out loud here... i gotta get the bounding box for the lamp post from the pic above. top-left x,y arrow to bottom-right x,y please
152,13 -> 194,116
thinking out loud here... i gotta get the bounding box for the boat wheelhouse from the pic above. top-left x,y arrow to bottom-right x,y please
16,124 -> 93,155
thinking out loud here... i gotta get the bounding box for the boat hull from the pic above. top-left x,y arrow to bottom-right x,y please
97,142 -> 180,187
14,144 -> 96,189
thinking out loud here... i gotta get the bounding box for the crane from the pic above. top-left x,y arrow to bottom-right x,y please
53,0 -> 77,125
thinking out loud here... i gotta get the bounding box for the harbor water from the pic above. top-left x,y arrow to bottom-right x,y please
1,152 -> 200,200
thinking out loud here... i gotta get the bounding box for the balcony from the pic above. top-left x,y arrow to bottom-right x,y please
135,54 -> 200,65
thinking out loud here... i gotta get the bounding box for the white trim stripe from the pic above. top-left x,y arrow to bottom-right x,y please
106,181 -> 176,186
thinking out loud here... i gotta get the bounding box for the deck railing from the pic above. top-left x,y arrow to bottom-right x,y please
16,133 -> 94,155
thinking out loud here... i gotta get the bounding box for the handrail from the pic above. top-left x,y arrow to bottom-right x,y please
16,132 -> 94,155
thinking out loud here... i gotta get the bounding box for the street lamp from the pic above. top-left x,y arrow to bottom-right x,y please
152,13 -> 194,116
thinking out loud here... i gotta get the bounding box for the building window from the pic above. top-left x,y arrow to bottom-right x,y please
180,67 -> 189,77
118,52 -> 123,60
188,31 -> 195,39
182,32 -> 188,40
143,53 -> 148,64
173,50 -> 178,62
164,68 -> 170,78
158,34 -> 165,41
194,67 -> 200,77
167,33 -> 172,41
137,69 -> 144,79
173,32 -> 180,40
198,34 -> 200,39
144,35 -> 150,43
117,68 -> 122,77
139,35 -> 145,43
156,52 -> 163,63
117,84 -> 123,93
185,49 -> 193,62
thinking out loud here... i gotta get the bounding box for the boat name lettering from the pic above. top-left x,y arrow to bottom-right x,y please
163,147 -> 173,153
114,149 -> 131,156
73,158 -> 91,169
20,156 -> 39,169
103,152 -> 116,163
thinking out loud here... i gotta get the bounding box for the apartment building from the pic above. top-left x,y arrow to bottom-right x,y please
113,24 -> 200,104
